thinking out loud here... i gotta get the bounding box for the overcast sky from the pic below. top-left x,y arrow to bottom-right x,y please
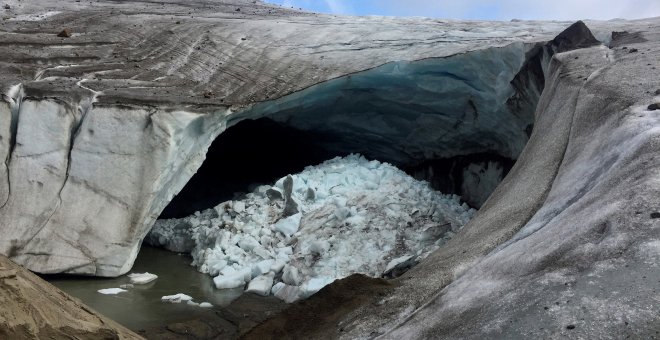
268,0 -> 660,21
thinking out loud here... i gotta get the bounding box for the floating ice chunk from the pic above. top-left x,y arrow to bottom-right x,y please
199,302 -> 213,308
161,293 -> 193,303
246,275 -> 274,296
119,283 -> 134,289
273,213 -> 301,237
97,288 -> 126,295
128,272 -> 158,285
187,300 -> 199,307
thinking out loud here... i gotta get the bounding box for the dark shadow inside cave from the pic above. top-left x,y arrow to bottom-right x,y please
160,118 -> 347,218
160,117 -> 518,219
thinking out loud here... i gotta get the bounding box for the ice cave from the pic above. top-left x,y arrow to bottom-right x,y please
1,1 -> 659,339
163,41 -> 546,217
146,40 -> 550,302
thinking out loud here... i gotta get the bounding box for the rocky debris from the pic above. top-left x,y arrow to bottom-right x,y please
161,293 -> 193,303
0,255 -> 141,339
57,28 -> 72,37
647,103 -> 660,111
3,4 -> 9,10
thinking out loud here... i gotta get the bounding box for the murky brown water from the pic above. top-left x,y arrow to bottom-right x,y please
47,246 -> 245,331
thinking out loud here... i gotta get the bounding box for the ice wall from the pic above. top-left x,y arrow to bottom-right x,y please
0,94 -> 227,276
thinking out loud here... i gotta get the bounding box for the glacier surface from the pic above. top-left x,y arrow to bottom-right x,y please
0,1 -> 658,338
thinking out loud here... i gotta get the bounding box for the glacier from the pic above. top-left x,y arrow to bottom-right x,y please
0,0 -> 658,339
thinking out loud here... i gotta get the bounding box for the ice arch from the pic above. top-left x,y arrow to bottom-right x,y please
162,41 -> 548,217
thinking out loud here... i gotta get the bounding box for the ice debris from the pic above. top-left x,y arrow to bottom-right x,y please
149,154 -> 476,302
128,272 -> 158,285
97,288 -> 127,295
161,293 -> 193,303
161,293 -> 213,308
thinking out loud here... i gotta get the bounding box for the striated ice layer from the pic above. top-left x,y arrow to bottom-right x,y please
149,154 -> 475,302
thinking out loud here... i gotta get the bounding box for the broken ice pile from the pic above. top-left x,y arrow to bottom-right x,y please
149,154 -> 475,302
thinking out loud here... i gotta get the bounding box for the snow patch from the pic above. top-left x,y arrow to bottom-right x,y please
97,288 -> 127,295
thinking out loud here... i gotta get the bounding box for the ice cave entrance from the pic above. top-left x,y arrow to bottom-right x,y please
151,41 -> 548,301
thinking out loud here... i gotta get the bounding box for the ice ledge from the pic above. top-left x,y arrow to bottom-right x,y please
0,99 -> 229,276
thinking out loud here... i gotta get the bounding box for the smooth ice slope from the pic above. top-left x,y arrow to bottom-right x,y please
245,22 -> 660,340
149,155 -> 475,301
